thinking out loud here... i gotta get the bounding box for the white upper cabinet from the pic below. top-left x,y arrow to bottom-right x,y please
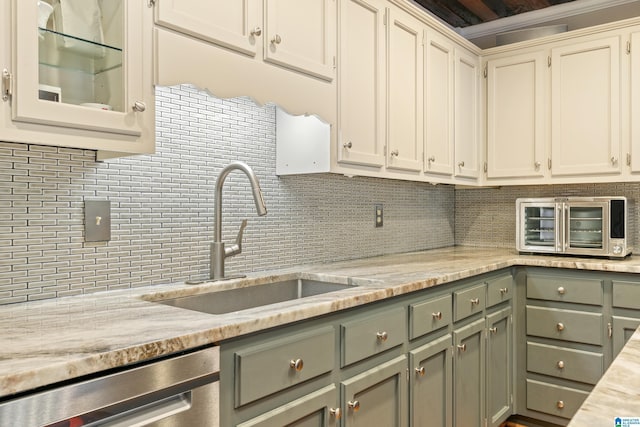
550,35 -> 621,177
424,30 -> 454,177
155,0 -> 335,82
630,31 -> 640,174
337,0 -> 385,168
455,48 -> 480,180
486,51 -> 547,180
385,6 -> 423,172
154,0 -> 260,56
2,0 -> 154,157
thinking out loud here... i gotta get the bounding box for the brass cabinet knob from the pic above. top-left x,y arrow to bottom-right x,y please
250,27 -> 262,37
557,400 -> 565,409
457,344 -> 466,352
557,286 -> 566,295
415,366 -> 426,377
271,34 -> 282,44
329,407 -> 342,419
289,358 -> 304,372
489,327 -> 498,334
348,400 -> 360,412
343,142 -> 353,149
432,311 -> 442,320
132,100 -> 146,112
557,360 -> 565,369
557,322 -> 565,332
499,287 -> 509,295
470,298 -> 480,306
458,161 -> 465,168
390,149 -> 399,157
376,331 -> 388,342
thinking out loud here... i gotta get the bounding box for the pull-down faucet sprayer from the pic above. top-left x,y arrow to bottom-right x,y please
211,161 -> 267,280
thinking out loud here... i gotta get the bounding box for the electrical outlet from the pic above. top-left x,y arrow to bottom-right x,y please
85,200 -> 111,242
375,204 -> 383,228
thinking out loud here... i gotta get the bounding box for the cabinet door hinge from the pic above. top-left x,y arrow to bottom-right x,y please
627,153 -> 632,166
2,69 -> 12,102
628,40 -> 632,55
483,65 -> 488,78
608,322 -> 613,339
548,56 -> 551,67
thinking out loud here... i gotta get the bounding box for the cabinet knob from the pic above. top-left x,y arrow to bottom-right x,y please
376,331 -> 388,342
489,327 -> 498,334
612,156 -> 618,165
458,161 -> 465,168
557,322 -> 565,332
289,358 -> 304,372
557,286 -> 566,295
534,161 -> 541,170
250,27 -> 262,37
499,287 -> 509,295
457,344 -> 467,353
557,360 -> 565,369
415,366 -> 426,377
390,149 -> 399,157
557,400 -> 565,409
271,34 -> 282,44
329,407 -> 342,419
343,142 -> 353,149
470,297 -> 480,306
428,155 -> 435,163
348,400 -> 360,412
432,311 -> 442,320
132,101 -> 146,112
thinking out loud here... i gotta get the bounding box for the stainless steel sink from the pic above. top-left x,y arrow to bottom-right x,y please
157,279 -> 355,315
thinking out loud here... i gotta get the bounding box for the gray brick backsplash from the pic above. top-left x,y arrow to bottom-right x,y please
0,85 -> 454,305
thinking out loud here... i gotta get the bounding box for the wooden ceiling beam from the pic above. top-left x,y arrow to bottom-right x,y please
456,0 -> 500,22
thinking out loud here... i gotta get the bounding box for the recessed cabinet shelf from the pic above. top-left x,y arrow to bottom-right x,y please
38,27 -> 123,75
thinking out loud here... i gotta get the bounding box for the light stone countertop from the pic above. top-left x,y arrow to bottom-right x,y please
3,246 -> 640,404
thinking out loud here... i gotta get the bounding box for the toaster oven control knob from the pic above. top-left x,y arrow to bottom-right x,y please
612,244 -> 623,255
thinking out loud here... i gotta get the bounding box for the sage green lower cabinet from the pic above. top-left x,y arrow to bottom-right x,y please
612,280 -> 640,357
486,307 -> 513,427
409,335 -> 452,427
237,385 -> 340,427
453,318 -> 486,427
341,356 -> 408,426
612,316 -> 640,357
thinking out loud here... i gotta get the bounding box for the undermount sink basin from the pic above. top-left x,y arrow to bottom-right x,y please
157,278 -> 355,315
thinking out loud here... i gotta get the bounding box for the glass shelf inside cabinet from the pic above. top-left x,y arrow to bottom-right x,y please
38,27 -> 122,74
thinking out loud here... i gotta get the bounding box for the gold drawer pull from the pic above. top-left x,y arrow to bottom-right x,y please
500,287 -> 509,295
557,400 -> 565,409
289,358 -> 304,372
415,366 -> 426,377
489,327 -> 498,334
557,286 -> 566,295
557,360 -> 565,369
376,331 -> 388,342
470,298 -> 480,306
457,344 -> 467,352
432,311 -> 442,320
557,322 -> 565,332
330,408 -> 342,419
348,400 -> 360,412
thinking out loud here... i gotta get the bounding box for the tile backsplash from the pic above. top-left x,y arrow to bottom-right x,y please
0,85 -> 455,305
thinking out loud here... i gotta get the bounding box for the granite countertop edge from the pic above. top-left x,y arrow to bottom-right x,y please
2,245 -> 640,404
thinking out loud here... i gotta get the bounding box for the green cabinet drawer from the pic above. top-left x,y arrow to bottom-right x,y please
612,280 -> 640,309
486,274 -> 513,308
409,294 -> 452,339
527,274 -> 603,305
235,327 -> 335,407
526,306 -> 603,345
341,307 -> 406,367
527,342 -> 603,385
526,379 -> 589,420
453,284 -> 486,321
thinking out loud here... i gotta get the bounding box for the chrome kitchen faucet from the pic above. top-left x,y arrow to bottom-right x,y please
211,161 -> 267,280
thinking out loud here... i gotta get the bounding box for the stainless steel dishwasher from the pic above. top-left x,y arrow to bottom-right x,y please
0,346 -> 219,427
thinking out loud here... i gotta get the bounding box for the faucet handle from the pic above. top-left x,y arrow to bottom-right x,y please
224,219 -> 248,257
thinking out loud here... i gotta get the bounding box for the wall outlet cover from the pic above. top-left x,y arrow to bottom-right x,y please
85,200 -> 111,242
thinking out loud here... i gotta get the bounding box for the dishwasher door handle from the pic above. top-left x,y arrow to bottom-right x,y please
96,392 -> 192,427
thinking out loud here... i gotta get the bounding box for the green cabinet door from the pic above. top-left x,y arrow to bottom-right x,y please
612,316 -> 640,358
486,307 -> 512,427
341,355 -> 408,427
409,334 -> 452,427
238,385 -> 340,427
453,318 -> 485,427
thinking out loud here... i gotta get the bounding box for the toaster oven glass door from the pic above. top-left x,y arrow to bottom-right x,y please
520,203 -> 560,252
565,202 -> 609,255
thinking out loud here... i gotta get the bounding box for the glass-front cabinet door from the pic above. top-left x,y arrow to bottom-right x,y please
8,0 -> 153,152
565,202 -> 608,254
